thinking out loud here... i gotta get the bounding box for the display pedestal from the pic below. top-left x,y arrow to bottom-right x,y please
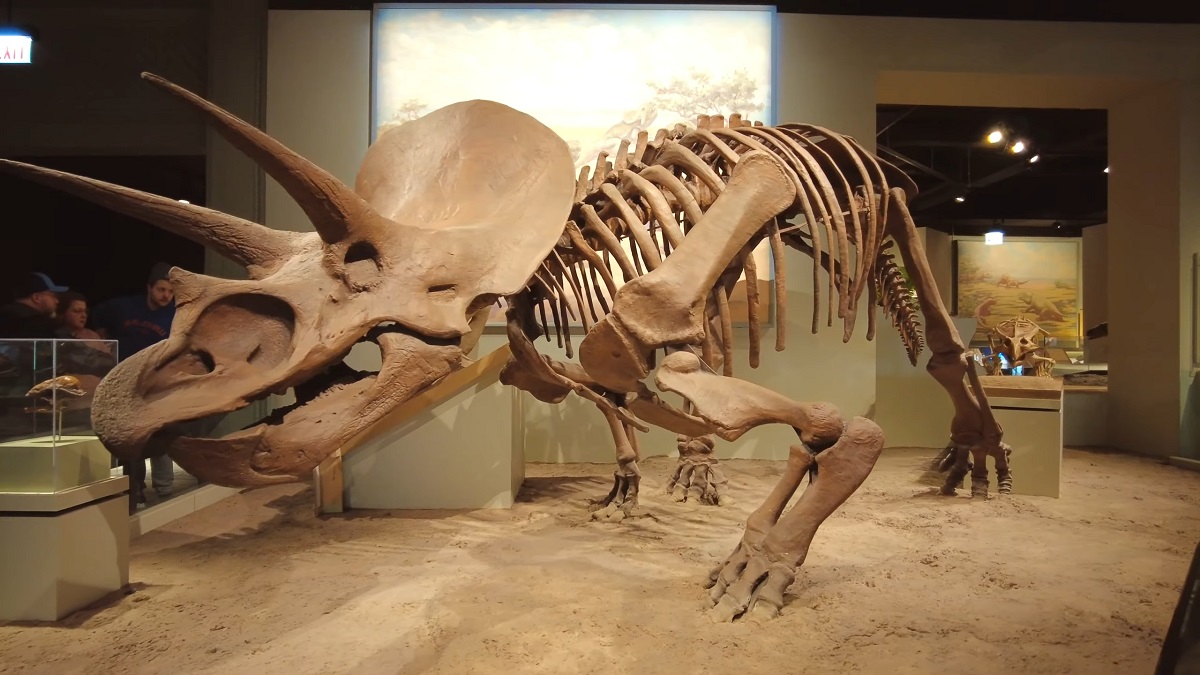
341,369 -> 523,510
970,375 -> 1064,498
1064,386 -> 1109,446
0,435 -> 113,492
0,475 -> 130,621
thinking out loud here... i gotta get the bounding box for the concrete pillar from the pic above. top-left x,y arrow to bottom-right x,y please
204,0 -> 267,281
1178,81 -> 1200,460
1107,82 -> 1188,457
203,0 -> 268,434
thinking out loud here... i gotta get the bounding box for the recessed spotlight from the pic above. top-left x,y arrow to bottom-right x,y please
986,129 -> 1004,144
1009,140 -> 1026,154
1028,154 -> 1040,163
954,196 -> 965,203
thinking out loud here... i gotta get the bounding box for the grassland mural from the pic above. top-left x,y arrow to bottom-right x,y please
955,240 -> 1081,346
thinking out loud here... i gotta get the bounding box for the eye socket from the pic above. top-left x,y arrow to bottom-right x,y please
342,241 -> 382,290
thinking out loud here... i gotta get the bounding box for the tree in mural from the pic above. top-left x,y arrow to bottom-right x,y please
566,140 -> 582,165
645,67 -> 763,122
377,99 -> 430,137
572,68 -> 765,172
390,99 -> 428,123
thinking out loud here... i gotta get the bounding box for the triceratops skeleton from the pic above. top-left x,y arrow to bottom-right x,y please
0,74 -> 1008,623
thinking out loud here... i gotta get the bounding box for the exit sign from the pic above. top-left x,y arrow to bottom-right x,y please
0,34 -> 32,64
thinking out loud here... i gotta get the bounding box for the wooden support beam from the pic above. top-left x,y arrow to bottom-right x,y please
313,449 -> 343,515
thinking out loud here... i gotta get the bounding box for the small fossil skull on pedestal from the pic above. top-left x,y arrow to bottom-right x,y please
986,316 -> 1054,377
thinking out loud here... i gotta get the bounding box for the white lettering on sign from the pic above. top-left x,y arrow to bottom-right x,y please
0,35 -> 32,64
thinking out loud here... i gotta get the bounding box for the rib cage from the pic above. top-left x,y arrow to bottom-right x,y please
510,113 -> 926,373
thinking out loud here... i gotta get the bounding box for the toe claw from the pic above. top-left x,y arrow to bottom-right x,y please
704,541 -> 796,623
745,600 -> 780,624
588,468 -> 642,521
707,595 -> 745,623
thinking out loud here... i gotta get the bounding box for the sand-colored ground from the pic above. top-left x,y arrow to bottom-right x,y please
2,447 -> 1198,674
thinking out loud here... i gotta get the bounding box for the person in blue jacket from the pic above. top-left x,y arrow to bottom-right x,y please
92,263 -> 178,503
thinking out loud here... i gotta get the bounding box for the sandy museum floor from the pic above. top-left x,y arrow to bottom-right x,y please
2,446 -> 1199,675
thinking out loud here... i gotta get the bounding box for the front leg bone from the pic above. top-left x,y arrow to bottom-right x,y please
578,151 -> 797,392
707,417 -> 884,622
590,405 -> 645,523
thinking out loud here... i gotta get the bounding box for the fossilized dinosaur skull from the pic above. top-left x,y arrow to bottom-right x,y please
0,73 -> 575,486
988,316 -> 1048,368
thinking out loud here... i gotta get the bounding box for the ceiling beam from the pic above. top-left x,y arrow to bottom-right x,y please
876,146 -> 961,186
876,106 -> 917,137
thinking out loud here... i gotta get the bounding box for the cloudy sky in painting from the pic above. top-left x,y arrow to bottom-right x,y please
372,5 -> 775,141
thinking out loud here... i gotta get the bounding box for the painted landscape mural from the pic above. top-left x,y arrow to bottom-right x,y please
955,240 -> 1081,346
372,5 -> 776,326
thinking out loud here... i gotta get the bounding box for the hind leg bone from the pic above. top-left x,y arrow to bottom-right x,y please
665,433 -> 730,505
883,188 -> 1009,497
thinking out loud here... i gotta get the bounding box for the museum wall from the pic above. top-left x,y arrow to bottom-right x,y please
263,10 -> 1200,460
0,5 -> 208,157
1184,84 -> 1200,460
779,14 -> 1200,457
1083,224 -> 1109,362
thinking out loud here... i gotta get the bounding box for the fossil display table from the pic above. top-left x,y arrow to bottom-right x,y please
976,376 -> 1064,498
0,435 -> 129,621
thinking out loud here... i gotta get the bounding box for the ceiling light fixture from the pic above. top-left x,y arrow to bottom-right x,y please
1104,166 -> 1109,173
178,199 -> 190,204
985,231 -> 1004,246
1009,140 -> 1026,154
0,26 -> 32,65
1028,154 -> 1040,163
954,196 -> 965,203
986,129 -> 1004,144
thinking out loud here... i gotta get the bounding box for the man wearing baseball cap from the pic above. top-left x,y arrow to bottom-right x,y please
0,272 -> 68,338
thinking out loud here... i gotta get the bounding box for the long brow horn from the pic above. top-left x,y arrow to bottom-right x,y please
0,159 -> 302,278
141,72 -> 373,244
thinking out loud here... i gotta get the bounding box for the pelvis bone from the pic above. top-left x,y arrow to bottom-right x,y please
0,73 -> 576,486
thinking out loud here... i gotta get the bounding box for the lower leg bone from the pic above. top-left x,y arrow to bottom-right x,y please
884,189 -> 1008,495
590,405 -> 643,521
994,444 -> 1013,494
707,417 -> 884,622
969,447 -> 990,497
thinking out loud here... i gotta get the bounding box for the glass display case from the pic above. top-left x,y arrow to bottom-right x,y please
0,338 -> 119,493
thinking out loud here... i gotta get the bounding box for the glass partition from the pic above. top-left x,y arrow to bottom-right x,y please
0,338 -> 119,493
